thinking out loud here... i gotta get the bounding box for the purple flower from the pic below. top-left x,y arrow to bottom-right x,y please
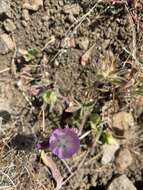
49,128 -> 80,159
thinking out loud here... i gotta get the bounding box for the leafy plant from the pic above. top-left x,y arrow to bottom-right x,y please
42,90 -> 58,110
65,99 -> 94,128
89,113 -> 101,130
19,48 -> 39,62
95,51 -> 125,85
101,130 -> 117,144
89,114 -> 116,145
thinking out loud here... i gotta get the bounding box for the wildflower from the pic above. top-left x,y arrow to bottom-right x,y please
49,128 -> 80,159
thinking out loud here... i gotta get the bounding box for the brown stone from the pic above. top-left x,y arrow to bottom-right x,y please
0,34 -> 14,54
112,112 -> 134,136
108,175 -> 137,190
115,148 -> 133,173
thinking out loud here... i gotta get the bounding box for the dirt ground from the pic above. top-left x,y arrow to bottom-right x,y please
0,0 -> 143,190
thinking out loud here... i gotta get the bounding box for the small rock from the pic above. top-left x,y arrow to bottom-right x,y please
77,37 -> 89,50
22,9 -> 30,21
23,0 -> 43,11
115,148 -> 133,173
0,0 -> 11,18
108,175 -> 137,190
101,143 -> 120,164
21,20 -> 28,27
60,37 -> 75,48
67,13 -> 75,23
63,4 -> 80,15
0,34 -> 14,54
58,0 -> 64,6
54,59 -> 59,66
112,112 -> 134,136
3,19 -> 16,32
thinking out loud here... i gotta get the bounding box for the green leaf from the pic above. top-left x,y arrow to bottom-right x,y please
28,48 -> 38,56
42,90 -> 57,106
89,113 -> 101,129
101,131 -> 117,145
24,48 -> 39,61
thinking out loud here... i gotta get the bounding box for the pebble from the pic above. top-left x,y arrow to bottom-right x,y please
63,4 -> 80,15
108,175 -> 137,190
58,0 -> 64,6
3,19 -> 16,32
115,148 -> 133,173
101,143 -> 120,165
0,0 -> 11,18
60,37 -> 76,48
112,112 -> 134,136
0,34 -> 14,54
23,0 -> 43,11
21,20 -> 28,27
22,9 -> 30,21
67,13 -> 75,23
77,37 -> 89,50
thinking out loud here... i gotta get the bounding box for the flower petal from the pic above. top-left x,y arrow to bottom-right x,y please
49,128 -> 80,159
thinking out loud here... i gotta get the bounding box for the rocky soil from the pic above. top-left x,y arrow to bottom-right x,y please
0,0 -> 143,190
